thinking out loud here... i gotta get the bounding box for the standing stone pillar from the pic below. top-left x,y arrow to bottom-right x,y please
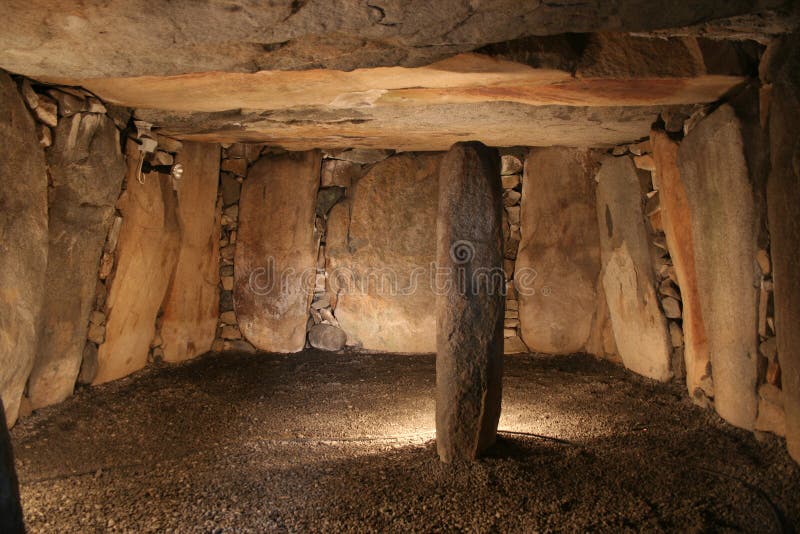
765,32 -> 800,463
435,142 -> 504,463
678,105 -> 758,430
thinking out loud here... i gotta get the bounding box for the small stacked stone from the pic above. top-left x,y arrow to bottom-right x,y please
304,155 -> 357,352
755,248 -> 784,436
211,143 -> 264,353
499,153 -> 528,354
613,137 -> 686,378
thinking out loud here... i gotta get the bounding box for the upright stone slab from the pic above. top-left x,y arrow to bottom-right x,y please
160,142 -> 221,362
436,142 -> 504,463
651,130 -> 712,402
596,156 -> 671,381
517,148 -> 600,354
327,153 -> 440,353
765,33 -> 800,462
678,104 -> 758,430
234,151 -> 320,353
28,113 -> 125,409
94,140 -> 181,384
0,72 -> 48,426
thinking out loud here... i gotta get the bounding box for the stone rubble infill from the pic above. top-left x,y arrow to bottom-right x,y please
613,123 -> 785,440
500,153 -> 528,355
304,156 -> 351,352
210,143 -> 262,354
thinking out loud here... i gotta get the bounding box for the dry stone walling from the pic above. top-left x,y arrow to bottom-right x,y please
435,142 -> 504,463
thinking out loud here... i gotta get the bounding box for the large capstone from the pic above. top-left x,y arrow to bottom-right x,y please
94,140 -> 181,384
160,142 -> 221,362
517,147 -> 600,354
678,104 -> 758,430
327,153 -> 440,353
28,112 -> 125,409
234,151 -> 320,353
435,142 -> 504,463
596,156 -> 672,381
0,72 -> 48,426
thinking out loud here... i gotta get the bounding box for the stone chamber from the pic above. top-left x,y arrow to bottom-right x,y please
1,1 -> 800,531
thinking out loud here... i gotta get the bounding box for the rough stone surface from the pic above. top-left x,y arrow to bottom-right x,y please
327,154 -> 440,353
160,142 -> 221,363
28,113 -> 125,409
139,100 -> 708,152
77,343 -> 98,386
308,324 -> 347,352
678,104 -> 758,430
321,159 -> 360,188
234,151 -> 320,353
95,140 -> 181,385
9,351 -> 800,531
755,384 -> 786,437
504,336 -> 529,354
651,130 -> 712,401
0,72 -> 48,426
765,32 -> 800,462
435,142 -> 503,463
517,148 -> 600,355
0,3 -> 785,79
596,156 -> 671,381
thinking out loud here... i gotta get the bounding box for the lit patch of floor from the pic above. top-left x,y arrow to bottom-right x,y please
10,351 -> 800,532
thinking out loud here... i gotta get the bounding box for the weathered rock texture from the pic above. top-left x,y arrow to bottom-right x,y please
435,142 -> 504,463
0,72 -> 48,426
141,102 -> 696,153
517,148 -> 600,354
51,34 -> 752,151
234,151 -> 320,353
651,130 -> 712,401
327,154 -> 440,353
678,104 -> 758,430
95,141 -> 181,384
0,2 -> 789,79
596,156 -> 671,381
765,32 -> 800,461
160,142 -> 221,363
28,113 -> 125,409
78,52 -> 739,112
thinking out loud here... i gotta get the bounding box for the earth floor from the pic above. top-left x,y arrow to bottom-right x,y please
10,350 -> 800,533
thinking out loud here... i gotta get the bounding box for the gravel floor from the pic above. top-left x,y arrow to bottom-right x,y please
10,350 -> 800,533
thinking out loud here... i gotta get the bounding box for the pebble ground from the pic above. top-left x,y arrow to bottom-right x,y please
10,350 -> 800,532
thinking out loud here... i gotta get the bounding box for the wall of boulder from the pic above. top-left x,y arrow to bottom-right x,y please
0,46 -> 796,464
